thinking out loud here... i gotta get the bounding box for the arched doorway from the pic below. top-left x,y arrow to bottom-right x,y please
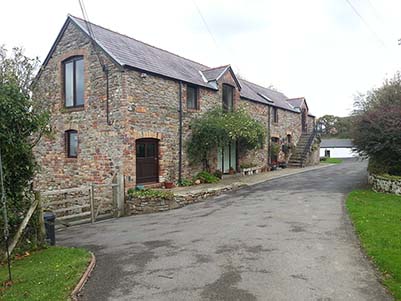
136,138 -> 159,184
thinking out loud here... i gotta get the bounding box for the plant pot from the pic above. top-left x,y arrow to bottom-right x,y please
164,181 -> 175,189
229,169 -> 236,175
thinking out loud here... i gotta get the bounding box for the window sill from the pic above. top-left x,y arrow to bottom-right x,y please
62,106 -> 85,113
187,108 -> 201,113
65,157 -> 78,162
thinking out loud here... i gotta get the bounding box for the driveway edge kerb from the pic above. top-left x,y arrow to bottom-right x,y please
242,164 -> 334,187
71,251 -> 96,301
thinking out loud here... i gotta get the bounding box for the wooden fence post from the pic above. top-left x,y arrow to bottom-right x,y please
5,196 -> 39,260
35,192 -> 46,244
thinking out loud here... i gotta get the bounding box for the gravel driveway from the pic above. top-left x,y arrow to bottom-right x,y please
59,159 -> 393,301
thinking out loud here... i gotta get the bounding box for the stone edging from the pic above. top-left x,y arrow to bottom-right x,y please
368,173 -> 401,195
71,251 -> 96,301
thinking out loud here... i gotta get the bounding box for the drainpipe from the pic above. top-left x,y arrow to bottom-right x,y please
267,105 -> 271,165
103,65 -> 111,125
178,81 -> 183,184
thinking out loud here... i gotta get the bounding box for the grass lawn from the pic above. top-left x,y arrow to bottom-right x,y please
347,190 -> 401,300
0,246 -> 91,301
322,157 -> 343,164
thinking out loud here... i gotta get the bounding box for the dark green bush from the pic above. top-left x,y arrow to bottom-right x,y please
127,189 -> 174,200
194,171 -> 220,183
213,170 -> 223,179
179,179 -> 193,187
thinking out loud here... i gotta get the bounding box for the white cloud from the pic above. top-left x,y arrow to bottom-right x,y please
2,0 -> 401,117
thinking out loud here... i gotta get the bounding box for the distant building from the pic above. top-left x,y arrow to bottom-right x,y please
320,139 -> 357,158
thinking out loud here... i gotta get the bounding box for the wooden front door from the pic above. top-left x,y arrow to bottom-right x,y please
136,139 -> 159,184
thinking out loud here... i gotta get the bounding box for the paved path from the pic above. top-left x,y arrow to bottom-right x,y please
59,159 -> 392,301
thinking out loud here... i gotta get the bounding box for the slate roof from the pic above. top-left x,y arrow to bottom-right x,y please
321,139 -> 353,148
41,15 -> 313,114
202,65 -> 230,82
239,79 -> 297,111
287,97 -> 304,108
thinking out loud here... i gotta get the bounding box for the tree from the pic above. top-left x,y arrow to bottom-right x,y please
317,114 -> 353,138
317,114 -> 338,136
351,72 -> 401,175
187,108 -> 266,170
0,45 -> 49,253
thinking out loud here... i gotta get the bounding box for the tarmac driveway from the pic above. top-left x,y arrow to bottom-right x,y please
59,159 -> 392,301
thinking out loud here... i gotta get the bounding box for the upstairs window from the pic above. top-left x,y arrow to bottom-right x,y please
65,130 -> 78,158
187,85 -> 198,110
272,107 -> 279,123
222,84 -> 234,112
64,56 -> 84,108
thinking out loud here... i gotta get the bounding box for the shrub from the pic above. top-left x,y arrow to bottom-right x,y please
240,163 -> 257,169
352,73 -> 401,176
187,108 -> 266,169
213,170 -> 223,179
0,46 -> 49,254
179,179 -> 193,187
127,189 -> 174,200
194,171 -> 220,183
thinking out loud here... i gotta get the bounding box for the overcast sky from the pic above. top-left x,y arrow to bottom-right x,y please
2,0 -> 401,117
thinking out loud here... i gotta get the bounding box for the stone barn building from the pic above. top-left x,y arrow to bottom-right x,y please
32,15 -> 319,191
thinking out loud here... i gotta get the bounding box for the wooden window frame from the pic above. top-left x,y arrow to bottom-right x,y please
272,107 -> 279,123
222,84 -> 234,112
186,84 -> 199,110
65,130 -> 78,158
63,56 -> 84,108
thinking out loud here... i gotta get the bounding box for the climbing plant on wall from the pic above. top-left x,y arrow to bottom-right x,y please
187,108 -> 266,170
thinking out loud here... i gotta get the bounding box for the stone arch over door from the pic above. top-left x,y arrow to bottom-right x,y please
136,138 -> 159,184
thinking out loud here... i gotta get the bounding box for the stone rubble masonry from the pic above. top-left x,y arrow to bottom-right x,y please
32,20 -> 317,192
368,173 -> 401,195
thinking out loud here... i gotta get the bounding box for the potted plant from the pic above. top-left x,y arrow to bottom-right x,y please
270,160 -> 278,171
164,181 -> 174,189
229,166 -> 236,175
164,172 -> 175,189
270,143 -> 280,170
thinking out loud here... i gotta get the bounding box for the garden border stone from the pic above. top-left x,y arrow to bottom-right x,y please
71,251 -> 96,301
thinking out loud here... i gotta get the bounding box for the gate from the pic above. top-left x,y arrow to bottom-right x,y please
40,173 -> 124,228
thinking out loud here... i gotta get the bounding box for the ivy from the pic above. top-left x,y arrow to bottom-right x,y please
187,108 -> 266,169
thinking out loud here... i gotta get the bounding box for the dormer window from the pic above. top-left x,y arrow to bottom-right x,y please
63,56 -> 84,108
222,84 -> 234,112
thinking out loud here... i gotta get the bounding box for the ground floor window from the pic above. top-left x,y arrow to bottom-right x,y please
65,130 -> 78,158
217,141 -> 237,173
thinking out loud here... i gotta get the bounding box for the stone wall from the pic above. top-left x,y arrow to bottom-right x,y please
238,100 -> 269,168
368,173 -> 401,195
304,137 -> 321,166
33,19 -> 316,192
32,21 -> 126,191
125,185 -> 243,215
